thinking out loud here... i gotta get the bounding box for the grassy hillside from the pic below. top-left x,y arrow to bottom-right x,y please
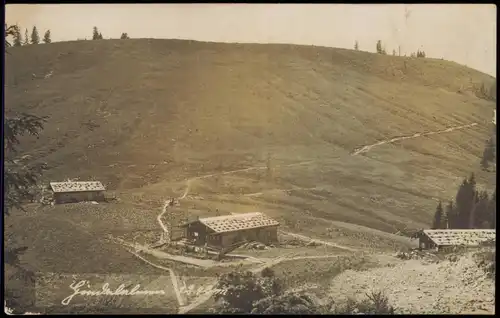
5,39 -> 496,263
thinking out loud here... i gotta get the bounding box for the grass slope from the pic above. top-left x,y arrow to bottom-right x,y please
5,39 -> 496,274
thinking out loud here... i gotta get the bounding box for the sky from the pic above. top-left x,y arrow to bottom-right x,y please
5,4 -> 497,76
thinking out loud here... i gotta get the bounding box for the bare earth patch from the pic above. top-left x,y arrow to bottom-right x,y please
328,252 -> 495,314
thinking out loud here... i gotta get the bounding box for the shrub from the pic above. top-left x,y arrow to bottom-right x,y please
474,249 -> 495,279
334,291 -> 395,314
252,292 -> 325,314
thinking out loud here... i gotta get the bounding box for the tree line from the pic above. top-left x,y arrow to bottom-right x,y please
6,24 -> 51,46
5,24 -> 131,46
91,26 -> 129,40
354,39 -> 427,58
432,173 -> 496,229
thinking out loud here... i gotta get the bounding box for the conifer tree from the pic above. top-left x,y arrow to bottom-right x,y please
376,40 -> 382,54
5,24 -> 16,48
92,26 -> 100,40
480,137 -> 495,171
472,190 -> 490,228
30,26 -> 40,44
23,28 -> 29,45
43,30 -> 51,44
455,174 -> 476,228
486,190 -> 496,228
12,24 -> 22,47
432,201 -> 443,229
445,201 -> 455,229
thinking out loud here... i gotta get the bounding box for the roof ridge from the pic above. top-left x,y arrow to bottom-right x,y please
197,212 -> 279,234
199,211 -> 263,221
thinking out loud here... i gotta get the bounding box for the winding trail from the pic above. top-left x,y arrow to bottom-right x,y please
351,123 -> 478,156
139,122 -> 480,312
178,251 -> 297,314
149,159 -> 356,313
157,200 -> 172,244
178,252 -> 349,314
145,159 -> 320,312
107,236 -> 186,307
279,231 -> 358,252
156,160 -> 315,238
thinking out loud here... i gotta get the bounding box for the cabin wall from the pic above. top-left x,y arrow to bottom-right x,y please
419,235 -> 437,250
53,191 -> 105,204
184,222 -> 279,249
185,222 -> 212,245
219,226 -> 279,248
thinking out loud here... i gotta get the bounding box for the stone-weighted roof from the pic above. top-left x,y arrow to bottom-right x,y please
49,181 -> 105,193
423,229 -> 495,246
186,212 -> 280,234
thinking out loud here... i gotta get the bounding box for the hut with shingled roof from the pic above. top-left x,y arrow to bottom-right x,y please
49,181 -> 106,204
417,229 -> 496,251
179,212 -> 279,250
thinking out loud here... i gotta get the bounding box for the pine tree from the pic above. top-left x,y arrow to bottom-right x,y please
5,24 -> 16,48
486,190 -> 496,228
23,28 -> 29,45
30,26 -> 40,44
4,113 -> 48,215
98,32 -> 103,40
480,137 -> 495,171
12,24 -> 22,47
469,191 -> 479,229
469,172 -> 477,190
441,206 -> 449,229
376,40 -> 382,54
445,201 -> 455,228
454,178 -> 469,228
472,190 -> 490,228
92,26 -> 100,40
455,175 -> 476,228
432,201 -> 443,229
480,150 -> 491,170
354,41 -> 359,51
120,32 -> 129,40
43,30 -> 51,44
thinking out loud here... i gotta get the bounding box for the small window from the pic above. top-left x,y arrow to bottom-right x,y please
194,232 -> 199,237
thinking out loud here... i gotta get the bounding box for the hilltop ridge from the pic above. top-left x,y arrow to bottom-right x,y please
5,38 -> 496,234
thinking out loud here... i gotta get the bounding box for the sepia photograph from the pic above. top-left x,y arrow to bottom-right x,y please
3,3 -> 496,315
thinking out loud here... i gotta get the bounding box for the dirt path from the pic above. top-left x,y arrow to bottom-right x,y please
157,200 -> 172,244
243,186 -> 322,197
156,160 -> 316,244
188,160 -> 314,184
178,251 -> 349,314
351,123 -> 478,156
112,242 -> 186,307
279,230 -> 359,252
155,159 -> 317,243
178,251 -> 298,314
